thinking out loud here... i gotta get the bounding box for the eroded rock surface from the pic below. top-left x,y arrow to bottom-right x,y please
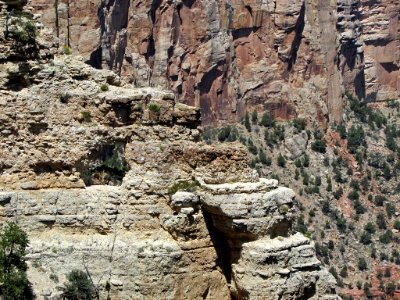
0,4 -> 338,299
29,0 -> 399,125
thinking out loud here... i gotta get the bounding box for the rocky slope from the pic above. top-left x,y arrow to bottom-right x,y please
204,96 -> 400,298
29,0 -> 399,125
0,3 -> 338,299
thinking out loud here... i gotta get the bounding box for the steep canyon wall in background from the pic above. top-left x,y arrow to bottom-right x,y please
30,0 -> 399,125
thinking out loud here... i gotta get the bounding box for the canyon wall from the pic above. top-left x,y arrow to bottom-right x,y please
29,0 -> 399,125
0,5 -> 338,298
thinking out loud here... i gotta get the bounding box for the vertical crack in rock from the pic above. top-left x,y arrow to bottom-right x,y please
66,0 -> 70,47
87,0 -> 130,73
288,2 -> 305,71
146,0 -> 162,65
54,0 -> 59,40
202,208 -> 234,283
337,0 -> 366,101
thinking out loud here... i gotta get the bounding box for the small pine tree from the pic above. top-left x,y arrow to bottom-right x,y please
251,109 -> 258,124
340,266 -> 348,278
0,222 -> 30,299
376,212 -> 387,230
244,112 -> 251,132
62,270 -> 96,300
259,111 -> 275,128
358,257 -> 368,271
277,154 -> 286,167
326,176 -> 332,192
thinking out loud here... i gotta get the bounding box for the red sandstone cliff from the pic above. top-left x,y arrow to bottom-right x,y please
30,0 -> 399,125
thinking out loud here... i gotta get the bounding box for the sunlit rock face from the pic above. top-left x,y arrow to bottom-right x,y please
29,0 -> 399,125
0,4 -> 339,298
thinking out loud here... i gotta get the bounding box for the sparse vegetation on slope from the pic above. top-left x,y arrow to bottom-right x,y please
204,98 -> 400,299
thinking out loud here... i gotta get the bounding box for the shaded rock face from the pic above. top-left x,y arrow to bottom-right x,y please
0,9 -> 338,299
30,0 -> 399,125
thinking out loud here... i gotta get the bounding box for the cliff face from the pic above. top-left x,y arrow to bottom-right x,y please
0,4 -> 338,299
30,0 -> 399,125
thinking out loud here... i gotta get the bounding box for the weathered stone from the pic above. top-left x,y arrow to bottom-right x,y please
285,131 -> 309,160
0,6 -> 338,299
28,0 -> 399,126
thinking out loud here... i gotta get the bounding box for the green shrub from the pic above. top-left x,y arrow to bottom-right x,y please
311,139 -> 326,153
379,230 -> 393,244
377,212 -> 387,229
333,187 -> 343,200
101,154 -> 129,173
100,84 -> 109,92
217,126 -> 232,142
337,123 -> 347,139
247,139 -> 258,155
383,163 -> 392,181
303,153 -> 310,167
394,220 -> 400,230
340,266 -> 348,278
80,169 -> 93,186
217,126 -> 238,142
350,179 -> 360,190
335,215 -> 347,233
364,222 -> 376,234
375,195 -> 387,207
8,12 -> 37,43
274,125 -> 285,141
62,270 -> 96,300
326,176 -> 332,192
302,172 -> 309,186
360,231 -> 372,245
60,93 -> 71,103
348,189 -> 359,201
168,180 -> 200,195
315,242 -> 329,258
279,205 -> 289,214
277,153 -> 286,167
385,282 -> 396,296
81,111 -> 92,123
259,111 -> 275,128
244,112 -> 251,132
354,199 -> 366,214
347,125 -> 366,154
148,102 -> 161,113
259,150 -> 271,166
63,45 -> 72,55
321,201 -> 330,215
358,257 -> 368,271
386,203 -> 396,218
295,214 -> 308,234
251,109 -> 258,124
361,177 -> 370,192
329,267 -> 338,279
292,118 -> 306,133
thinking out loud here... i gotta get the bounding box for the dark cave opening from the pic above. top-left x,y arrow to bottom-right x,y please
79,143 -> 129,186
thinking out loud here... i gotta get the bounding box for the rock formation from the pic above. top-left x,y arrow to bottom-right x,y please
29,0 -> 399,125
0,4 -> 338,299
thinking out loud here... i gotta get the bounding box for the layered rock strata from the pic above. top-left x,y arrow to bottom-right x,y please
0,8 -> 338,298
29,0 -> 399,125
